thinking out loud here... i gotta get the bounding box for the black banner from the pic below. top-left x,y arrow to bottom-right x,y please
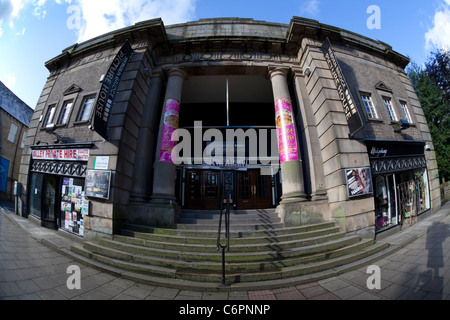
322,37 -> 364,135
93,40 -> 133,140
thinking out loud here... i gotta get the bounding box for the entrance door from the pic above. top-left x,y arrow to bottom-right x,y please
236,169 -> 272,210
185,170 -> 221,209
42,175 -> 58,229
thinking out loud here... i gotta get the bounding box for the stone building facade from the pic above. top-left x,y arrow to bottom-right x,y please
18,17 -> 441,240
0,81 -> 33,201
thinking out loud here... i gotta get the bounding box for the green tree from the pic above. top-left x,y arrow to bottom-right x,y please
407,58 -> 450,181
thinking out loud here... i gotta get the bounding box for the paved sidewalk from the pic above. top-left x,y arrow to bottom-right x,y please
0,200 -> 449,300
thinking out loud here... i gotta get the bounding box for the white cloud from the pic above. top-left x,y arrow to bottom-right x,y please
425,0 -> 450,50
299,0 -> 320,17
71,0 -> 197,43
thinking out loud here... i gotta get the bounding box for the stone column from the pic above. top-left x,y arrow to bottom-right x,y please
151,68 -> 188,204
130,70 -> 163,202
269,67 -> 307,203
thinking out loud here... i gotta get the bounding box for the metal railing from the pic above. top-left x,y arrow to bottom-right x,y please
217,191 -> 231,286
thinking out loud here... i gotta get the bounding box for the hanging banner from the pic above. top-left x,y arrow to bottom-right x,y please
160,99 -> 181,162
275,98 -> 299,163
322,37 -> 363,135
93,40 -> 133,140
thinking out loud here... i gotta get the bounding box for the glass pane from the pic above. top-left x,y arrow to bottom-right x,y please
29,173 -> 44,218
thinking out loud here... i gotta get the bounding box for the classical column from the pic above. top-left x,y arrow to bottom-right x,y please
269,67 -> 307,204
151,68 -> 187,204
130,70 -> 163,202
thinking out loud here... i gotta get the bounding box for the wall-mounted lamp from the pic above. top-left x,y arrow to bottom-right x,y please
393,120 -> 411,133
304,67 -> 312,77
45,124 -> 66,144
425,144 -> 432,151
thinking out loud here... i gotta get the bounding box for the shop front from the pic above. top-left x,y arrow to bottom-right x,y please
366,140 -> 430,233
28,145 -> 92,236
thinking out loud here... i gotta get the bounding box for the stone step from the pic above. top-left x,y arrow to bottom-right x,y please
82,234 -> 360,264
71,240 -> 388,283
108,231 -> 348,254
122,221 -> 337,238
120,225 -> 342,245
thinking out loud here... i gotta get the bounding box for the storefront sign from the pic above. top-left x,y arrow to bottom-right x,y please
160,99 -> 181,162
275,98 -> 299,164
93,40 -> 133,140
85,170 -> 111,199
345,167 -> 373,198
32,148 -> 90,161
322,38 -> 363,135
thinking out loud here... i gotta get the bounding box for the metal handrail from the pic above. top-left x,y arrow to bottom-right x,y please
217,191 -> 231,286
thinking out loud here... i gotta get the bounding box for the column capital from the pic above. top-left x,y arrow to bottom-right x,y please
268,66 -> 290,80
166,68 -> 188,81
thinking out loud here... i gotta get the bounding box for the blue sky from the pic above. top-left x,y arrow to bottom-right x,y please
1,0 -> 449,109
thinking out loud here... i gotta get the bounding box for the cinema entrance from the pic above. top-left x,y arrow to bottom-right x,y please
180,168 -> 277,210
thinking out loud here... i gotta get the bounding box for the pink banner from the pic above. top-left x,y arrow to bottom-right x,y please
275,98 -> 299,163
159,99 -> 180,162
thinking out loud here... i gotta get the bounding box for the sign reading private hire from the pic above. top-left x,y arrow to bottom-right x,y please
160,99 -> 181,162
32,149 -> 90,161
275,98 -> 299,164
322,38 -> 363,135
93,40 -> 133,140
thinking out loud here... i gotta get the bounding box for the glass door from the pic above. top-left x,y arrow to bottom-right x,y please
42,175 -> 59,229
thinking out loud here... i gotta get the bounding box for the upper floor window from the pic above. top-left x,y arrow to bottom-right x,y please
400,101 -> 413,123
7,123 -> 18,143
43,104 -> 56,128
77,96 -> 95,122
57,100 -> 73,125
383,98 -> 397,122
361,94 -> 378,119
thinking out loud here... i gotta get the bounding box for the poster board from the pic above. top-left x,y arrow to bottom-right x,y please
85,170 -> 111,199
345,167 -> 373,198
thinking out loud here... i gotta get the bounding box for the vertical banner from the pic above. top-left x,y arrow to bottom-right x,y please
322,37 -> 363,135
275,98 -> 299,163
160,99 -> 181,162
93,40 -> 133,140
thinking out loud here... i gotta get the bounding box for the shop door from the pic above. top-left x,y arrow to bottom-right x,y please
185,170 -> 221,210
42,175 -> 58,229
236,170 -> 272,210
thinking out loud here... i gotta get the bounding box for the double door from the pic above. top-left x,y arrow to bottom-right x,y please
184,169 -> 272,210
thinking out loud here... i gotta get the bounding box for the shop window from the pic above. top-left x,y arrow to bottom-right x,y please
60,177 -> 88,236
400,101 -> 413,123
7,123 -> 18,143
360,94 -> 378,119
383,98 -> 397,122
57,100 -> 73,125
374,175 -> 398,232
77,96 -> 95,122
42,104 -> 57,128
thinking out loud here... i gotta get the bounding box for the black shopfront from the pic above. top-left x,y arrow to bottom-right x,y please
366,140 -> 431,232
28,144 -> 92,236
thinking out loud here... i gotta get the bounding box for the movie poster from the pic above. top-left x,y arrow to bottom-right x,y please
346,167 -> 373,198
275,98 -> 299,163
160,99 -> 180,163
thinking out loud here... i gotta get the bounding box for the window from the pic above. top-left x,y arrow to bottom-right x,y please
7,123 -> 18,143
400,101 -> 413,123
57,101 -> 73,125
383,98 -> 397,122
360,94 -> 378,119
43,104 -> 56,128
21,132 -> 27,148
77,96 -> 95,122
